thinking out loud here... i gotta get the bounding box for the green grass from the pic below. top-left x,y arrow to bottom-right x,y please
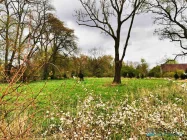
21,78 -> 169,105
0,78 -> 176,102
5,78 -> 173,111
28,77 -> 169,95
0,77 -> 184,110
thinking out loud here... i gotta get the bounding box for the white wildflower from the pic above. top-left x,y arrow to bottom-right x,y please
174,117 -> 178,123
181,83 -> 186,88
51,117 -> 55,120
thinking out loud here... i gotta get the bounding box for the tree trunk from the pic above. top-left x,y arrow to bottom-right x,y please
43,46 -> 48,80
51,67 -> 55,79
50,39 -> 58,79
4,10 -> 10,79
113,41 -> 122,84
113,59 -> 122,84
51,53 -> 57,80
43,63 -> 48,80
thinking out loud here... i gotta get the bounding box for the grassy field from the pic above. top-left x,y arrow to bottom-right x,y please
1,78 -> 187,139
22,78 -> 186,109
11,78 -> 172,111
20,78 -> 171,100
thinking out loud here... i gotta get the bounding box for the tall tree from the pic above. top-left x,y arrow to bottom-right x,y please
75,0 -> 145,84
34,13 -> 78,80
0,0 -> 54,80
146,0 -> 187,58
88,47 -> 113,77
47,14 -> 78,79
136,58 -> 148,77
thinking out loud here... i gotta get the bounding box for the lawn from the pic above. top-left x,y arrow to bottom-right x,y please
24,78 -> 182,108
23,77 -> 170,101
15,78 -> 171,111
1,78 -> 187,139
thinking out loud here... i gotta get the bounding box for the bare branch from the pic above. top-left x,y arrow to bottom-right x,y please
147,0 -> 187,58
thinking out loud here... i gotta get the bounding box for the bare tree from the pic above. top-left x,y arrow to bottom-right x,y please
75,0 -> 145,84
146,0 -> 187,59
31,13 -> 78,80
88,47 -> 105,77
0,0 -> 53,80
0,0 -> 56,81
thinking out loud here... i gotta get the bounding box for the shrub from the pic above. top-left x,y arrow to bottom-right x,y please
163,72 -> 175,78
0,67 -> 45,139
136,75 -> 140,79
122,65 -> 138,78
176,70 -> 185,76
63,73 -> 67,79
141,74 -> 144,79
163,70 -> 185,78
180,73 -> 186,80
148,66 -> 161,78
128,72 -> 135,78
174,73 -> 179,80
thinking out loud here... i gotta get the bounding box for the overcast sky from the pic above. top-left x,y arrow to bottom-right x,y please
52,0 -> 187,68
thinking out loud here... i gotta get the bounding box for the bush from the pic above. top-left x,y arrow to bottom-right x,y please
180,73 -> 186,80
174,73 -> 179,80
141,74 -> 144,79
163,72 -> 175,78
148,66 -> 161,78
0,68 -> 44,139
163,70 -> 185,78
63,73 -> 68,79
95,68 -> 103,77
176,70 -> 185,76
128,72 -> 135,78
122,65 -> 138,78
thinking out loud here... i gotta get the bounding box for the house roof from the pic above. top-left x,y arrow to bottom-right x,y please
161,64 -> 187,72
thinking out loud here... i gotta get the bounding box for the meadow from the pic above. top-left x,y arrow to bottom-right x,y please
1,78 -> 187,139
